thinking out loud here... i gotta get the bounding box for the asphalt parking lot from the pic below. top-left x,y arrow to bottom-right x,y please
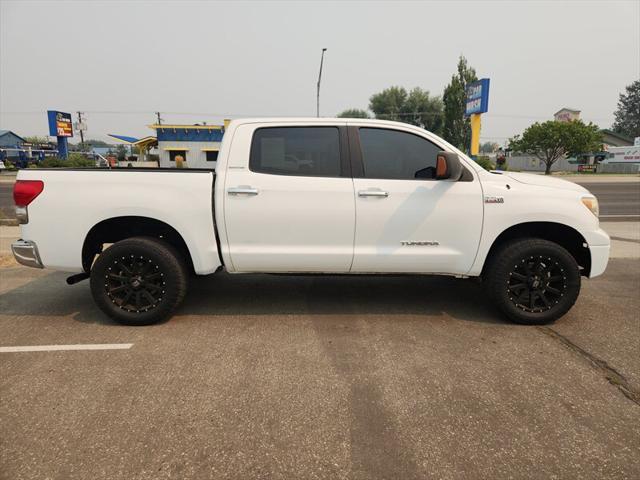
1,173 -> 639,479
1,246 -> 639,479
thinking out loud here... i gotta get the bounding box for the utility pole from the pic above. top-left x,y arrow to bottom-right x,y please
76,111 -> 85,147
316,48 -> 327,117
155,112 -> 163,125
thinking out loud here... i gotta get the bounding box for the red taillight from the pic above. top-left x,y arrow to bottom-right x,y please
13,180 -> 44,207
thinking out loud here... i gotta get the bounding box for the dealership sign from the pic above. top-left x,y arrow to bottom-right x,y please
465,78 -> 490,116
47,110 -> 73,137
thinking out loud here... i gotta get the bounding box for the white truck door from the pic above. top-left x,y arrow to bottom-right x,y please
222,123 -> 355,272
349,126 -> 483,274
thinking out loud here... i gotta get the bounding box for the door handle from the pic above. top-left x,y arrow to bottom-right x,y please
358,190 -> 389,198
228,187 -> 259,195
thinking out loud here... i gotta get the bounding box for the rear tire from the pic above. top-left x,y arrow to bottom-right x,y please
90,237 -> 188,326
484,238 -> 581,325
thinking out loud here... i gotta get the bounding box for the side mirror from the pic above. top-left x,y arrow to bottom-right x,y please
435,151 -> 463,181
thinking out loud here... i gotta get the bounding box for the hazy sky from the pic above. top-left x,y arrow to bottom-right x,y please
1,0 -> 639,144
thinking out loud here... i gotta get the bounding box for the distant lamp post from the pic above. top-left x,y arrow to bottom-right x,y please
316,48 -> 327,117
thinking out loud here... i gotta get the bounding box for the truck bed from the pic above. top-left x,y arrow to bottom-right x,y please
15,168 -> 222,274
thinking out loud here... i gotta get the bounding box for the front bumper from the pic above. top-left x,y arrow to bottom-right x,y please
586,227 -> 610,278
589,244 -> 610,278
11,239 -> 44,269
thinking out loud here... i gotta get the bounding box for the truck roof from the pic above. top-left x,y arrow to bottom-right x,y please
229,117 -> 415,128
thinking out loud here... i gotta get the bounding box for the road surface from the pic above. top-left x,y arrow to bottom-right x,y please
575,182 -> 640,218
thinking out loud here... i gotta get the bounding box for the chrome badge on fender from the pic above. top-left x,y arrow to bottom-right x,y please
484,196 -> 504,204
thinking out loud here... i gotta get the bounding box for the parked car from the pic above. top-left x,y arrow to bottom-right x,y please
11,118 -> 609,325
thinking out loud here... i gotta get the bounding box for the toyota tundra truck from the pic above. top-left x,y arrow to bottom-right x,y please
11,118 -> 610,326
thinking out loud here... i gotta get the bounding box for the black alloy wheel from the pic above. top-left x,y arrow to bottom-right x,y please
104,254 -> 166,313
90,237 -> 188,326
507,255 -> 567,313
484,238 -> 581,325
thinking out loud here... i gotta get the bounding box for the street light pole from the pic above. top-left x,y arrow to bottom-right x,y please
316,48 -> 327,117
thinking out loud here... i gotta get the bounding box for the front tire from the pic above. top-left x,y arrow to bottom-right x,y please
484,238 -> 581,325
90,237 -> 188,326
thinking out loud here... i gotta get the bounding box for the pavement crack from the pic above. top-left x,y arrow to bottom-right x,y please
537,326 -> 640,407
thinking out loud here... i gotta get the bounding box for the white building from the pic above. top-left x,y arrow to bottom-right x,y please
553,108 -> 581,123
149,122 -> 227,169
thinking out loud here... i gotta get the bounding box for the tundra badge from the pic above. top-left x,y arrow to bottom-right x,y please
401,241 -> 440,246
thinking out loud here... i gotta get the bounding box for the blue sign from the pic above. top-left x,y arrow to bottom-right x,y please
47,110 -> 73,137
465,78 -> 490,116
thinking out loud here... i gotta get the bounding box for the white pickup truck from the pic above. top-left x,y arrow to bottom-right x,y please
11,118 -> 610,326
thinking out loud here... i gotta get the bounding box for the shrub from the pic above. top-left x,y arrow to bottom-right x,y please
475,155 -> 495,171
39,154 -> 95,168
39,157 -> 66,168
67,153 -> 96,168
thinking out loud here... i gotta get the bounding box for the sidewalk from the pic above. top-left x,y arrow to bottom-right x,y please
604,222 -> 640,258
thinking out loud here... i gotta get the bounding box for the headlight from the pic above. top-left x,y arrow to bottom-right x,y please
581,196 -> 599,218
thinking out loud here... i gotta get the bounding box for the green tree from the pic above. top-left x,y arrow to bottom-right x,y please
23,136 -> 49,145
69,142 -> 92,152
369,86 -> 407,120
612,80 -> 640,139
83,139 -> 111,147
402,88 -> 444,134
509,120 -> 602,175
369,86 -> 444,133
115,144 -> 127,161
480,141 -> 499,153
337,108 -> 370,118
442,55 -> 478,151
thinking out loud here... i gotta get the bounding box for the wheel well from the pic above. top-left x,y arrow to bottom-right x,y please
483,222 -> 591,277
82,216 -> 194,273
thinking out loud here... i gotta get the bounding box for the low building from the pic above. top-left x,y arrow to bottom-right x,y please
554,108 -> 581,122
149,123 -> 226,169
0,130 -> 26,161
0,130 -> 25,148
600,129 -> 634,148
108,134 -> 159,166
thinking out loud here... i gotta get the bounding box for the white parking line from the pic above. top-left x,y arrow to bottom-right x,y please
0,343 -> 133,353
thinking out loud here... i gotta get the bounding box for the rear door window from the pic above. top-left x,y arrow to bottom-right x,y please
250,127 -> 341,177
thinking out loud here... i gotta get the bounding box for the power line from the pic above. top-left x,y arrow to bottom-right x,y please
0,109 -> 615,122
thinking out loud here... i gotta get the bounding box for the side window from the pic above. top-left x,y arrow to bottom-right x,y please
205,151 -> 219,162
359,128 -> 441,180
250,127 -> 341,177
